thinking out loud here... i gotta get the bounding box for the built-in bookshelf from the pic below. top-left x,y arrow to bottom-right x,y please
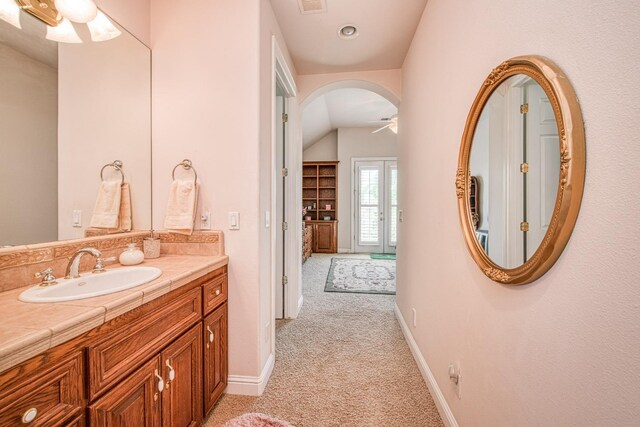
302,161 -> 339,221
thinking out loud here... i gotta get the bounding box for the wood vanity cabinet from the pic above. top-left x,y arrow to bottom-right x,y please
307,220 -> 337,253
0,265 -> 228,427
0,352 -> 84,427
203,303 -> 227,415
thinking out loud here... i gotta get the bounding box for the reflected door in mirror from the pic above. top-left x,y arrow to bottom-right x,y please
469,75 -> 559,269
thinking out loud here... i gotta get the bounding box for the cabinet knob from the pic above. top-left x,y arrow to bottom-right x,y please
207,325 -> 214,343
165,359 -> 175,381
154,369 -> 165,392
21,408 -> 37,424
215,289 -> 221,296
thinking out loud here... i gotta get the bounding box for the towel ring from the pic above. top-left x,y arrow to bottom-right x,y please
172,159 -> 198,183
100,160 -> 124,184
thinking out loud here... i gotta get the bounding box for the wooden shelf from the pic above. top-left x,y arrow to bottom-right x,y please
302,161 -> 339,253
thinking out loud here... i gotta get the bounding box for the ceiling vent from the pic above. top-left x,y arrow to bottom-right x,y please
298,0 -> 327,15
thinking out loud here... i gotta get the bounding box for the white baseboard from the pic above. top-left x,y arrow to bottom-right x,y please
394,304 -> 459,427
338,248 -> 352,253
226,353 -> 275,396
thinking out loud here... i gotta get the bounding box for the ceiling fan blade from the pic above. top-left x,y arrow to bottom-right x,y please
372,123 -> 392,134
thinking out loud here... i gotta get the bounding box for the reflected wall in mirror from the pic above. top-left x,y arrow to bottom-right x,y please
0,9 -> 151,247
457,56 -> 585,285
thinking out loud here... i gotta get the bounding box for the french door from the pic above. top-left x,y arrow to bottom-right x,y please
354,160 -> 398,253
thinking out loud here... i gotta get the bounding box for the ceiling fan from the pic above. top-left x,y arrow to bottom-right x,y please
371,115 -> 398,134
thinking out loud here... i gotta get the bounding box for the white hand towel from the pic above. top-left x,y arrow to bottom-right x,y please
164,180 -> 198,235
90,180 -> 122,229
106,182 -> 132,233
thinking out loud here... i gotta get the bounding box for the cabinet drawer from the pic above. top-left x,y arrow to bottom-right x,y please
88,287 -> 202,400
203,274 -> 227,315
0,352 -> 83,427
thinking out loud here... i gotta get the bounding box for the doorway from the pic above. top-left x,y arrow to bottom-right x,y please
353,159 -> 398,254
275,83 -> 286,319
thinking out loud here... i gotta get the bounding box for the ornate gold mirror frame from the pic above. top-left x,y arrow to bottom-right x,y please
456,55 -> 585,285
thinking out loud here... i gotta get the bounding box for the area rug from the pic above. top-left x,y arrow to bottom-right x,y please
370,253 -> 396,260
325,257 -> 396,295
222,413 -> 294,427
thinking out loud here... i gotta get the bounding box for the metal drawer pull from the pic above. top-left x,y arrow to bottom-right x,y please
215,289 -> 221,296
166,359 -> 175,381
21,408 -> 37,424
154,369 -> 165,392
207,325 -> 214,343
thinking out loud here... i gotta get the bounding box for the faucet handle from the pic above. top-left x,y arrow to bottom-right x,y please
93,257 -> 117,274
35,268 -> 57,287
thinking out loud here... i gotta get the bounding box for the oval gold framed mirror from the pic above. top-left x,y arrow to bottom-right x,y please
456,56 -> 585,285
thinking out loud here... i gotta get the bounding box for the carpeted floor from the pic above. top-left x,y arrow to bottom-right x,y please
204,254 -> 443,427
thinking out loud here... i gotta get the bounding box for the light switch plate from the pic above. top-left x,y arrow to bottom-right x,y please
72,210 -> 82,228
229,212 -> 240,230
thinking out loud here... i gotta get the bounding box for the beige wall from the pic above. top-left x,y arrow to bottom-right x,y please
398,0 -> 640,425
57,31 -> 151,240
0,44 -> 57,246
336,128 -> 397,251
152,0 -> 297,385
303,130 -> 337,161
304,128 -> 397,251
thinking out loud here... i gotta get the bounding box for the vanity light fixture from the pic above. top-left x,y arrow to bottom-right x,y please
3,0 -> 121,43
0,0 -> 21,28
87,10 -> 121,42
338,24 -> 359,40
45,16 -> 81,43
54,0 -> 97,23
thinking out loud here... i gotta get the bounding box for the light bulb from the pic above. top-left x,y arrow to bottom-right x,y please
54,0 -> 98,23
87,11 -> 121,42
45,17 -> 81,43
0,0 -> 21,29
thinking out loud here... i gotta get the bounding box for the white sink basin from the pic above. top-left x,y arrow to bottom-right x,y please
19,266 -> 162,303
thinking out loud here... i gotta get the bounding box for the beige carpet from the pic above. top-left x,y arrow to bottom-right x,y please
204,254 -> 443,427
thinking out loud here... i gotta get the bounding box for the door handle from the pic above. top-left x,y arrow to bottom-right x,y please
166,359 -> 175,382
379,212 -> 384,221
207,325 -> 214,343
154,369 -> 165,393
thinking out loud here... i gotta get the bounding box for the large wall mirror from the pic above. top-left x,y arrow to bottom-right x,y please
456,56 -> 585,285
0,7 -> 151,247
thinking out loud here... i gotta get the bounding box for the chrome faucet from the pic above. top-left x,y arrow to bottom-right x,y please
65,247 -> 102,279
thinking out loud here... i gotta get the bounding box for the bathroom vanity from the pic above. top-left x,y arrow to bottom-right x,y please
0,255 -> 228,426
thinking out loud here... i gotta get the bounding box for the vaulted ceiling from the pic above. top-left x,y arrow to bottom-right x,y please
302,88 -> 397,148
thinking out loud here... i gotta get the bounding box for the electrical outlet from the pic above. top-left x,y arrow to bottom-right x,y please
412,308 -> 417,328
200,211 -> 211,230
448,362 -> 462,399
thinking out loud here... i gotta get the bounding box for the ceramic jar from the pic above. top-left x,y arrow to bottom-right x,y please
119,243 -> 145,265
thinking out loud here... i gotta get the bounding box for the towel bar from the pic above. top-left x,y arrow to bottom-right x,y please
172,159 -> 198,183
100,160 -> 125,184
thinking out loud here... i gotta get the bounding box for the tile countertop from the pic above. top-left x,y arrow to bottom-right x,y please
0,254 -> 229,374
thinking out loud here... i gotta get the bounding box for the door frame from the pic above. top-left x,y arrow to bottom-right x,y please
350,156 -> 398,253
270,36 -> 299,340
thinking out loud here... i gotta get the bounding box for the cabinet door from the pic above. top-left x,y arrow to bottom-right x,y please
314,222 -> 335,253
89,356 -> 161,427
203,303 -> 228,416
161,324 -> 203,427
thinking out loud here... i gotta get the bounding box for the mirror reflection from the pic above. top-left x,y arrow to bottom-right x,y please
0,11 -> 151,247
469,74 -> 560,269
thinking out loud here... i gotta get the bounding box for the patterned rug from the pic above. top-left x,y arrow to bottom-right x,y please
325,257 -> 396,295
222,413 -> 293,427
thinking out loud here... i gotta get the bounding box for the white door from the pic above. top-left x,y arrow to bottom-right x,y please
524,82 -> 559,260
275,85 -> 286,319
354,160 -> 398,254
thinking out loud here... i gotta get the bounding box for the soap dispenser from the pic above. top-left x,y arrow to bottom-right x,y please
119,243 -> 145,266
